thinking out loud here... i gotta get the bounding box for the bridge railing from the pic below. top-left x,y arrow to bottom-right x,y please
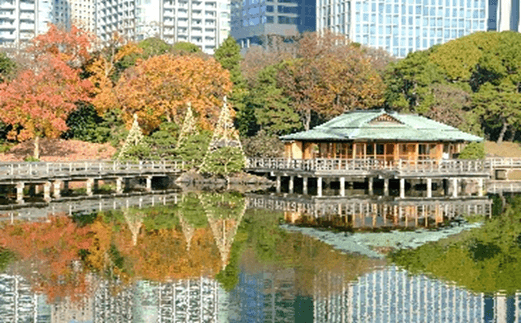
0,160 -> 185,178
486,157 -> 521,168
246,158 -> 491,174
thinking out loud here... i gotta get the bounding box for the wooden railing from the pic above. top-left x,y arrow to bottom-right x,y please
246,158 -> 491,174
486,157 -> 521,168
487,180 -> 521,193
0,160 -> 185,179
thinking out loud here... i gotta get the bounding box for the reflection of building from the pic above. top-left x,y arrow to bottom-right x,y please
0,274 -> 50,323
490,0 -> 521,31
226,269 -> 302,323
248,194 -> 492,229
313,265 -> 520,323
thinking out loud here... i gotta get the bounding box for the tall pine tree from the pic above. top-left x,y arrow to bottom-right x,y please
214,37 -> 256,136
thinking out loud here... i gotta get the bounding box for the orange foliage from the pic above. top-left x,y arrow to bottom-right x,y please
0,216 -> 94,302
94,54 -> 232,133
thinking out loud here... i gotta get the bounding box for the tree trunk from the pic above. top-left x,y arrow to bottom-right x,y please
33,136 -> 40,160
497,121 -> 508,145
304,109 -> 311,131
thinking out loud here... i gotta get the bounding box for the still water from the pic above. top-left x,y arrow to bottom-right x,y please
0,191 -> 519,323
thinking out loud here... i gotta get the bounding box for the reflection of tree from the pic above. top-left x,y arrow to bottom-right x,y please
391,195 -> 521,295
201,193 -> 247,269
0,216 -> 93,302
122,208 -> 144,246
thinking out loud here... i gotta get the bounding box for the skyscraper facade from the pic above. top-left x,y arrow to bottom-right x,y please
0,0 -> 52,47
317,0 -> 488,58
492,0 -> 521,31
94,0 -> 230,54
230,0 -> 315,47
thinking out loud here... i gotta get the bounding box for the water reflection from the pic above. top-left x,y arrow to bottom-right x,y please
0,191 -> 520,322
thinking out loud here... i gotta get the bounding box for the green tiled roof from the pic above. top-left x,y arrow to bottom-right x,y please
280,110 -> 482,142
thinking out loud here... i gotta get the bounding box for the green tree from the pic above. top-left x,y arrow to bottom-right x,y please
174,130 -> 211,168
458,142 -> 485,159
472,81 -> 521,144
172,42 -> 201,53
200,146 -> 245,175
250,64 -> 300,135
0,52 -> 16,83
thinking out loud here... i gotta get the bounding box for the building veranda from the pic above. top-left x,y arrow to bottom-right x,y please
246,110 -> 490,198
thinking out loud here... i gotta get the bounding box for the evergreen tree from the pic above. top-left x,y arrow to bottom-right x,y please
214,36 -> 252,136
200,98 -> 245,175
117,114 -> 149,161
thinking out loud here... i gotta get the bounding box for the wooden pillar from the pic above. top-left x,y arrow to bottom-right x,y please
53,180 -> 61,199
452,178 -> 458,198
399,178 -> 405,198
86,178 -> 94,196
34,184 -> 40,195
368,177 -> 373,195
43,182 -> 51,201
146,176 -> 153,192
276,176 -> 281,193
116,177 -> 124,194
340,177 -> 345,197
317,177 -> 323,197
427,178 -> 432,198
384,178 -> 389,196
289,176 -> 294,194
303,177 -> 308,195
16,182 -> 24,204
478,178 -> 484,197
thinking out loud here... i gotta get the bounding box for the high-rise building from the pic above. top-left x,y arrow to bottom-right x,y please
54,0 -> 95,32
230,0 -> 315,47
94,0 -> 230,54
492,0 -> 521,31
0,0 -> 52,47
317,0 -> 488,58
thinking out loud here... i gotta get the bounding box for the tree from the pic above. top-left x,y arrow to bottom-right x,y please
0,56 -> 92,159
0,52 -> 16,83
276,32 -> 385,130
29,24 -> 93,69
472,81 -> 521,144
251,64 -> 300,135
172,42 -> 201,53
458,142 -> 485,159
96,54 -> 232,133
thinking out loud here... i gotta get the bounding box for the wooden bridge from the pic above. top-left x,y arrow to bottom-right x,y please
0,160 -> 185,204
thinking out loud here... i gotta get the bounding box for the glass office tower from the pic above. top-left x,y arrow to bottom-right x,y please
317,0 -> 488,57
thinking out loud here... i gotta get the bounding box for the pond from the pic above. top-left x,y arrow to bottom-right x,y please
0,191 -> 520,322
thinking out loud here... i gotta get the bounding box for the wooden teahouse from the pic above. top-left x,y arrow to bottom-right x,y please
280,110 -> 482,162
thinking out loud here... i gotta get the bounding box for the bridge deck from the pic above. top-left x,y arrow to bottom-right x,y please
0,160 -> 185,184
246,158 -> 492,178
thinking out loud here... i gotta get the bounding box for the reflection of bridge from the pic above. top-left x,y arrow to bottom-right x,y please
247,194 -> 493,228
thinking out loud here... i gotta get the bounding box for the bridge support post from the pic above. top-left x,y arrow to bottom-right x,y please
43,182 -> 51,201
368,177 -> 373,196
276,176 -> 281,193
53,181 -> 61,199
289,176 -> 294,194
116,177 -> 124,194
146,176 -> 152,192
34,184 -> 40,195
94,179 -> 99,192
16,182 -> 24,204
399,178 -> 405,198
86,178 -> 94,196
478,178 -> 484,197
303,177 -> 308,195
340,177 -> 345,197
384,179 -> 389,196
427,178 -> 432,198
63,181 -> 69,195
317,177 -> 323,197
452,178 -> 458,198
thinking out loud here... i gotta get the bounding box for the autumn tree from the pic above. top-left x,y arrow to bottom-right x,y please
277,32 -> 385,130
0,56 -> 92,159
95,54 -> 232,133
0,52 -> 16,83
